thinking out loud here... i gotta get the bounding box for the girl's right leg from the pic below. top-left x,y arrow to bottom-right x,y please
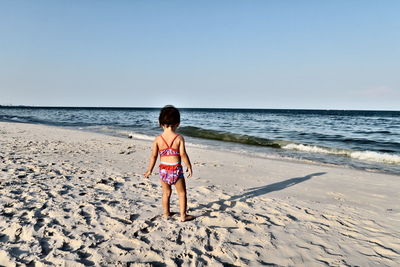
174,178 -> 194,222
161,180 -> 172,217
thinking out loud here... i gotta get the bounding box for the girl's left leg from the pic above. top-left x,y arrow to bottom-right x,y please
174,178 -> 187,219
161,180 -> 172,217
174,178 -> 195,222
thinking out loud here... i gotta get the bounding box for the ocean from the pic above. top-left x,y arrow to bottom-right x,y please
1,106 -> 399,175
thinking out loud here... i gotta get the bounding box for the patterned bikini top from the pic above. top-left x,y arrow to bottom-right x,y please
159,134 -> 180,157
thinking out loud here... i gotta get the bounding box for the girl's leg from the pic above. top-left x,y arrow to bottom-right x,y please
174,178 -> 194,222
161,180 -> 172,217
174,178 -> 187,218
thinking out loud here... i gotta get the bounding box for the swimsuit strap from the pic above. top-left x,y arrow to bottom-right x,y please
160,135 -> 169,148
160,134 -> 180,148
169,134 -> 180,147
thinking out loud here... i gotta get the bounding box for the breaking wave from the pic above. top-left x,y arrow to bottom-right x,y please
283,144 -> 400,165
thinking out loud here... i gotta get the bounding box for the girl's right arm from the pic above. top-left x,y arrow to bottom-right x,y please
179,136 -> 193,178
144,138 -> 159,178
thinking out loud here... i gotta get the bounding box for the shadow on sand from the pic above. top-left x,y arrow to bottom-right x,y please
192,172 -> 327,214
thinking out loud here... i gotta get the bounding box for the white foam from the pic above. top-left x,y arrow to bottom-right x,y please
283,143 -> 400,165
86,126 -> 155,141
283,143 -> 337,154
186,142 -> 209,149
128,132 -> 154,141
10,117 -> 28,122
350,151 -> 400,165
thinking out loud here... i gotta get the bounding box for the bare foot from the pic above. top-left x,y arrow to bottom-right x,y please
163,212 -> 176,219
180,215 -> 195,222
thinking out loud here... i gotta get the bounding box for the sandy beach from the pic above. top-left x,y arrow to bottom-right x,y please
0,121 -> 399,266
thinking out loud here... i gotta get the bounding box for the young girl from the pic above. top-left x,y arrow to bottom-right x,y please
144,105 -> 194,222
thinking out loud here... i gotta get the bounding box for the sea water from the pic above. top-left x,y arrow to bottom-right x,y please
1,107 -> 399,175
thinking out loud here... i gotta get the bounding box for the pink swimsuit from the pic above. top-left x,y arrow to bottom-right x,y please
159,134 -> 184,185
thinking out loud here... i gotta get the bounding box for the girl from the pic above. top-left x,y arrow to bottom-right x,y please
144,105 -> 194,222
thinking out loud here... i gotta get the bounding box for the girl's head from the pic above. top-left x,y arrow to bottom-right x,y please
159,105 -> 180,128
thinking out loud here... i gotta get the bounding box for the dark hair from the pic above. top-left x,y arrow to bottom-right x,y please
159,105 -> 180,127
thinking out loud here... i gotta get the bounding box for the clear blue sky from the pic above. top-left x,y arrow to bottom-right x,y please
1,1 -> 399,110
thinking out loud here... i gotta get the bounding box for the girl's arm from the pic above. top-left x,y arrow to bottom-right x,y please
179,136 -> 193,178
144,139 -> 159,178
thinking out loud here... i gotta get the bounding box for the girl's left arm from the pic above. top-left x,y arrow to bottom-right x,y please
179,136 -> 193,178
144,139 -> 159,178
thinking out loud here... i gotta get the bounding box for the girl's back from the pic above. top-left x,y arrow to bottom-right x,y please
144,105 -> 194,222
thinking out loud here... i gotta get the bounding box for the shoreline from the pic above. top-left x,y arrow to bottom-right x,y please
2,106 -> 400,175
56,123 -> 400,176
1,122 -> 399,265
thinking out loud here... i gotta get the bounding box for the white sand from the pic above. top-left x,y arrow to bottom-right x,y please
0,122 -> 399,266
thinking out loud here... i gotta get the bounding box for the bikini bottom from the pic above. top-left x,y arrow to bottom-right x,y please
159,164 -> 184,185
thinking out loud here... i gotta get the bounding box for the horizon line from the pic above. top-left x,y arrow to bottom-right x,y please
0,104 -> 399,112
